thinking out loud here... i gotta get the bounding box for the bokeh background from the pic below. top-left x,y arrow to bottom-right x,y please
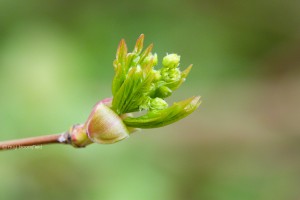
1,0 -> 300,199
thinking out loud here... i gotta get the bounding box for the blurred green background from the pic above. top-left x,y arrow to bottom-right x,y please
1,0 -> 300,199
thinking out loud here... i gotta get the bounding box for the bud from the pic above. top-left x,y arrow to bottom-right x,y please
141,53 -> 158,67
86,101 -> 130,144
162,54 -> 180,68
156,86 -> 172,98
68,124 -> 93,148
150,98 -> 168,110
152,69 -> 161,81
161,67 -> 181,83
68,98 -> 137,147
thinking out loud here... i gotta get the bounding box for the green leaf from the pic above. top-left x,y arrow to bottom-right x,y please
139,43 -> 154,64
123,96 -> 201,128
116,39 -> 127,65
133,34 -> 144,55
112,62 -> 156,114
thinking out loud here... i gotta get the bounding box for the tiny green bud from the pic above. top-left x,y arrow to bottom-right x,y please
147,83 -> 156,98
162,53 -> 180,68
161,67 -> 181,83
156,86 -> 172,98
142,53 -> 158,67
152,69 -> 161,81
150,97 -> 168,110
139,96 -> 151,111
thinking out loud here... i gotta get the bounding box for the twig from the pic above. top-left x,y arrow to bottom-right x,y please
0,132 -> 70,151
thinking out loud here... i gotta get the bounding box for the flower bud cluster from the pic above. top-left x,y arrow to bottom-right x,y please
111,35 -> 193,114
69,35 -> 201,146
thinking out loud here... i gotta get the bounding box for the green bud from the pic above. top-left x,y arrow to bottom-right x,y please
162,53 -> 180,68
150,98 -> 168,110
152,69 -> 161,81
147,83 -> 156,98
139,96 -> 151,111
161,67 -> 181,83
156,86 -> 172,98
142,53 -> 158,67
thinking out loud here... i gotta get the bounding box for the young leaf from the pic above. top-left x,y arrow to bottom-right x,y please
123,96 -> 201,128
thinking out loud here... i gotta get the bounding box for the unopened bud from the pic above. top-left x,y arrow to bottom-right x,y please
69,124 -> 93,147
150,98 -> 168,110
156,86 -> 172,98
161,67 -> 181,83
86,101 -> 130,144
152,69 -> 161,81
142,53 -> 158,66
162,54 -> 180,68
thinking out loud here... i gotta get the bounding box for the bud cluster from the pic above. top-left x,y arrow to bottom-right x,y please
69,35 -> 201,147
112,34 -> 193,114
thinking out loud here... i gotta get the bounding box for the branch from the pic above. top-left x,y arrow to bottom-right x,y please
0,132 -> 70,151
0,35 -> 201,151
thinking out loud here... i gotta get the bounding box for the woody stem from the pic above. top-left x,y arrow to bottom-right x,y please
0,132 -> 70,151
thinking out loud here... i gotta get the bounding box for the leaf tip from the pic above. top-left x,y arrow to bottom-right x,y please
134,34 -> 145,54
116,39 -> 128,60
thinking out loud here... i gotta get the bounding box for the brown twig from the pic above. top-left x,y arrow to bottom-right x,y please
0,133 -> 69,151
